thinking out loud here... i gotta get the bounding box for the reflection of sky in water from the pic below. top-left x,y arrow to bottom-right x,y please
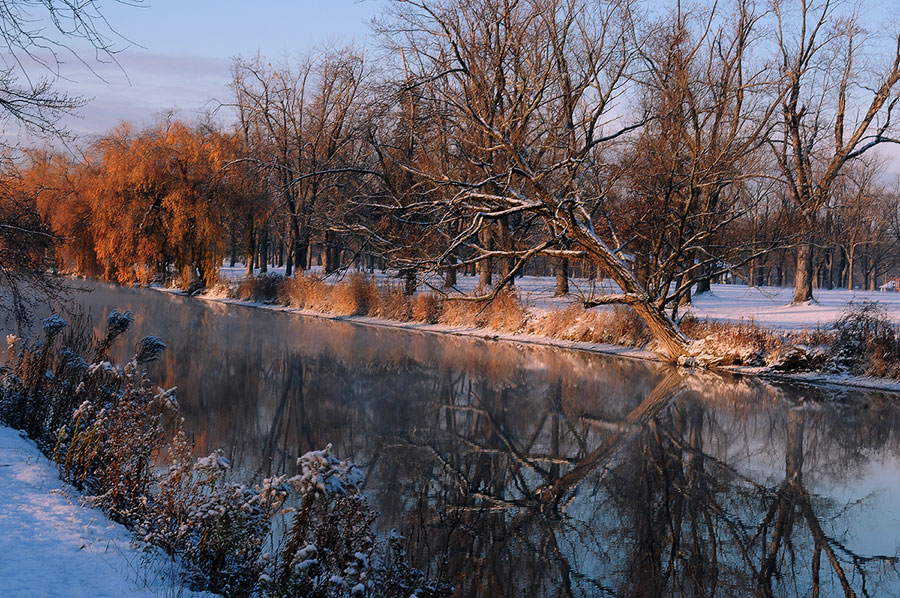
826,453 -> 900,556
18,281 -> 900,597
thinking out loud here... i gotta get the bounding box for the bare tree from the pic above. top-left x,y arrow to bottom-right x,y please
229,48 -> 369,275
370,0 -> 699,358
371,0 -> 784,359
770,0 -> 900,303
618,0 -> 781,319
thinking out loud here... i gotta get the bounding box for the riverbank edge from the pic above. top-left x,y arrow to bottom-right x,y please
153,286 -> 900,396
153,286 -> 661,361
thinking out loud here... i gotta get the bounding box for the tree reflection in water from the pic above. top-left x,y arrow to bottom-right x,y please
389,371 -> 900,597
54,283 -> 900,598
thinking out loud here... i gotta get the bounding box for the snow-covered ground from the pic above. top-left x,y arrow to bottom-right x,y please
0,426 -> 204,597
221,263 -> 900,331
689,285 -> 900,329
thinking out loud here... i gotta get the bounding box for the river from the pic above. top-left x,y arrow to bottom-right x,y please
23,281 -> 900,597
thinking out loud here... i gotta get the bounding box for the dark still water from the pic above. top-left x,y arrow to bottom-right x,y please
31,282 -> 900,596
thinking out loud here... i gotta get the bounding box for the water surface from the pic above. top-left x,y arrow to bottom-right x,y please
29,282 -> 900,596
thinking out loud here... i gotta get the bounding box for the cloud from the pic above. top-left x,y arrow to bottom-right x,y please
0,51 -> 234,144
56,52 -> 233,134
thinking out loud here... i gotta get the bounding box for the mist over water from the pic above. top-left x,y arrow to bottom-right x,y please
25,282 -> 900,597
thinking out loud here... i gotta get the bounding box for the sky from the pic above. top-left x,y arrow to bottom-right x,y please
6,0 -> 900,176
9,0 -> 386,143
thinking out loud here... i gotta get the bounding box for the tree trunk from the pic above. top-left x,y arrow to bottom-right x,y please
285,227 -> 293,277
567,217 -> 690,359
295,224 -> 308,273
554,257 -> 569,296
754,263 -> 766,287
678,270 -> 692,306
793,238 -> 814,303
695,254 -> 711,294
477,227 -> 493,289
847,246 -> 854,292
498,218 -> 514,287
444,253 -> 457,288
288,216 -> 301,274
477,258 -> 492,289
245,218 -> 256,277
258,224 -> 269,274
402,267 -> 417,295
324,231 -> 341,274
229,226 -> 237,268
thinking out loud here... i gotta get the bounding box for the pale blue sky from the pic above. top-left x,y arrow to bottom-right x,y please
102,1 -> 380,58
27,1 -> 386,140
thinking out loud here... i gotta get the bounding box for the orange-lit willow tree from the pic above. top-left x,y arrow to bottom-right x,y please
31,119 -> 249,287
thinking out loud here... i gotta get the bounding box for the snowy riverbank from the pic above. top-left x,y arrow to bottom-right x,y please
0,425 -> 206,597
158,271 -> 900,395
219,265 -> 900,329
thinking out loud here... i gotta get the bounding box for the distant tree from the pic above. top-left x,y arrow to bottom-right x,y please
22,148 -> 98,275
228,48 -> 369,276
0,161 -> 58,323
79,119 -> 240,286
770,0 -> 900,303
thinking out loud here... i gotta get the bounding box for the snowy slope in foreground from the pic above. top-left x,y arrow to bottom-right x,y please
0,425 -> 203,597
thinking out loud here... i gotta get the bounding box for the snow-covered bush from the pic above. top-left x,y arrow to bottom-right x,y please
144,439 -> 291,596
828,302 -> 900,377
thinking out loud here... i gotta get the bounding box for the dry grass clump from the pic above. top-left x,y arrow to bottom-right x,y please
680,317 -> 776,366
374,283 -> 413,321
829,302 -> 900,378
412,292 -> 444,323
533,305 -> 585,339
486,289 -> 528,331
531,305 -> 651,347
438,297 -> 481,328
206,279 -> 238,299
791,326 -> 831,346
867,338 -> 900,379
680,316 -> 838,368
599,306 -> 652,346
438,289 -> 527,333
237,272 -> 284,303
280,273 -> 380,315
330,274 -> 380,316
682,316 -> 782,352
279,274 -> 328,310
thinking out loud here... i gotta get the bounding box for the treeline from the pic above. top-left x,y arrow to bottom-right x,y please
11,0 -> 900,355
